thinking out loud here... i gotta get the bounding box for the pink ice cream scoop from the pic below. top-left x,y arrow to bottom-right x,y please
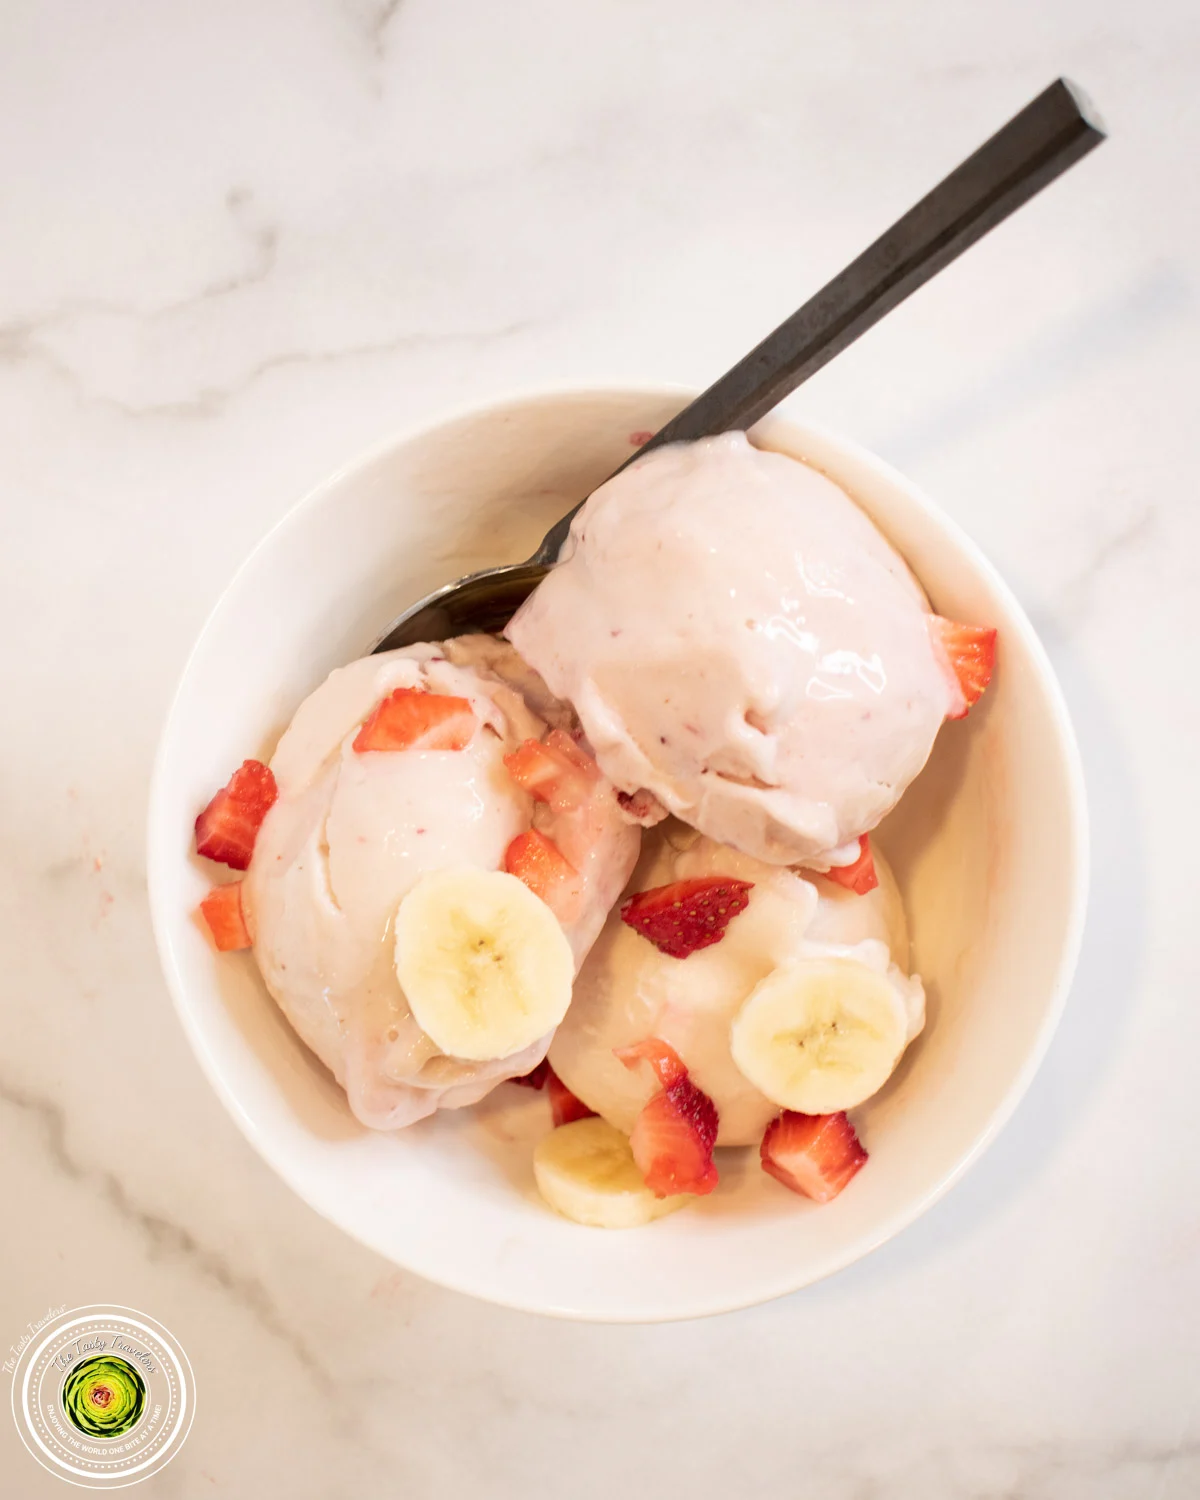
244,636 -> 640,1131
507,433 -> 960,866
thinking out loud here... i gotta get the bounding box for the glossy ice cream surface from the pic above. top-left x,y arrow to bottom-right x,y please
549,824 -> 924,1146
245,636 -> 640,1130
508,433 -> 957,867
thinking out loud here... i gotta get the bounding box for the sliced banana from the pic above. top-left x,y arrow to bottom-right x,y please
533,1117 -> 693,1229
730,956 -> 909,1114
394,867 -> 574,1062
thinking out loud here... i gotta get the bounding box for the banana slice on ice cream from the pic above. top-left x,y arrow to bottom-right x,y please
731,955 -> 909,1114
395,867 -> 575,1061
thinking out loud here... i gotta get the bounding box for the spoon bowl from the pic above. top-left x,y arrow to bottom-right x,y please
373,560 -> 549,651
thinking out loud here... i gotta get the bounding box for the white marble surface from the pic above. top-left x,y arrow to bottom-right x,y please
2,0 -> 1198,1493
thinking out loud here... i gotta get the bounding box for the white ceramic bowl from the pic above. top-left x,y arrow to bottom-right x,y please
148,388 -> 1087,1322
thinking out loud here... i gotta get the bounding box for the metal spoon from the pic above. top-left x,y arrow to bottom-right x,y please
373,77 -> 1103,654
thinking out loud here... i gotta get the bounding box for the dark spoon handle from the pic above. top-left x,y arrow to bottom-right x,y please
535,77 -> 1104,563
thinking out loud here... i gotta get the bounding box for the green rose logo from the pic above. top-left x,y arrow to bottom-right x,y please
61,1354 -> 148,1439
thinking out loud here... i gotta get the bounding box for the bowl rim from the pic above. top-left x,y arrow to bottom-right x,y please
147,382 -> 1090,1321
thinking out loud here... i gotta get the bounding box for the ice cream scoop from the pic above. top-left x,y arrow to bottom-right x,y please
508,433 -> 958,866
244,637 -> 640,1130
548,824 -> 924,1146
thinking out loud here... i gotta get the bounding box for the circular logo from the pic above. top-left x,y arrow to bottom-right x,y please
10,1306 -> 194,1488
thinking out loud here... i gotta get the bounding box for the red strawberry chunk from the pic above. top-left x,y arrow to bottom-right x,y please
630,1082 -> 719,1197
760,1111 -> 867,1204
511,1060 -> 550,1090
194,759 -> 278,870
614,1037 -> 688,1090
503,739 -> 569,800
820,835 -> 878,896
199,883 -> 251,952
504,829 -> 578,908
619,1037 -> 719,1197
503,730 -> 600,812
620,876 -> 754,958
353,688 -> 476,753
928,615 -> 998,720
547,1066 -> 596,1126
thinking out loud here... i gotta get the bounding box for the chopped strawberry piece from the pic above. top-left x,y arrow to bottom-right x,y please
614,1037 -> 688,1090
760,1111 -> 867,1204
630,1083 -> 719,1197
620,1037 -> 719,1197
353,688 -> 475,753
194,759 -> 277,870
503,731 -> 600,811
928,615 -> 997,720
511,1060 -> 550,1090
503,739 -> 567,799
547,1066 -> 596,1126
620,876 -> 754,959
820,835 -> 878,896
504,829 -> 577,905
199,883 -> 251,952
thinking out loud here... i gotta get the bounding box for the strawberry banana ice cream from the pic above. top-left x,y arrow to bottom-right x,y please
549,824 -> 924,1147
193,636 -> 639,1130
192,431 -> 997,1228
507,432 -> 994,868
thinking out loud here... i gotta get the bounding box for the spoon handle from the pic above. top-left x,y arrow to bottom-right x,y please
535,77 -> 1104,563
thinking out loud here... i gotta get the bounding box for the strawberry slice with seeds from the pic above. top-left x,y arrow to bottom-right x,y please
504,829 -> 578,906
620,876 -> 754,958
760,1110 -> 867,1203
630,1086 -> 719,1198
820,835 -> 878,896
504,730 -> 601,811
194,759 -> 277,870
353,688 -> 475,753
199,883 -> 251,952
618,1038 -> 719,1197
512,1060 -> 550,1090
547,1066 -> 596,1126
928,615 -> 997,720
